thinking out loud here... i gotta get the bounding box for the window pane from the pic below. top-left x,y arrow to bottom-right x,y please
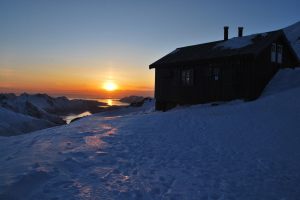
181,69 -> 193,86
213,68 -> 220,81
182,71 -> 186,83
271,43 -> 276,62
277,45 -> 283,64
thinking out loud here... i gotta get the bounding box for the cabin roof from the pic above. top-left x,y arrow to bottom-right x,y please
149,30 -> 284,68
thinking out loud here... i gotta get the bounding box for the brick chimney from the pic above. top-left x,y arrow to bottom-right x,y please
238,27 -> 244,37
224,26 -> 229,40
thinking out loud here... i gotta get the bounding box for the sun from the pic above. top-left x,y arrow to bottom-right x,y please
103,81 -> 118,91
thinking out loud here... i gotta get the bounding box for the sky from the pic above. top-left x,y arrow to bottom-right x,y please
0,0 -> 299,98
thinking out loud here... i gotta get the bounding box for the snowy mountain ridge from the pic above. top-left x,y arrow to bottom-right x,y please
1,93 -> 106,114
0,93 -> 106,136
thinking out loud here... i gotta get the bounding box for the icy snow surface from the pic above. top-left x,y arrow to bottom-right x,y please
1,70 -> 300,199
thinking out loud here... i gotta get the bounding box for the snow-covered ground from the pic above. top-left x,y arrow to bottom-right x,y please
1,68 -> 300,199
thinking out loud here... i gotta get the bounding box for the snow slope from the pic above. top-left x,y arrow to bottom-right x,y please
284,21 -> 300,60
263,67 -> 300,96
0,107 -> 55,136
1,70 -> 300,199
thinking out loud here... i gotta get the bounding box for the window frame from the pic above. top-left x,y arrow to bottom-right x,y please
207,67 -> 221,81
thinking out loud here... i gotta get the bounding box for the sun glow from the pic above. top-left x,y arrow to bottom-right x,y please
103,81 -> 118,91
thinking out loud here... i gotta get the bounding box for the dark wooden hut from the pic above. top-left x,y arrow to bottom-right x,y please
149,27 -> 299,111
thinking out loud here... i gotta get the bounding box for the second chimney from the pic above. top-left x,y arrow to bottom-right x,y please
224,26 -> 229,40
238,27 -> 243,37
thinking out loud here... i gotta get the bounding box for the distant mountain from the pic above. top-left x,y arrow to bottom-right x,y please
0,93 -> 65,125
284,21 -> 300,60
4,93 -> 106,114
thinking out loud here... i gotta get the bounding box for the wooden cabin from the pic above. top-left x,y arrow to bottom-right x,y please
149,27 -> 299,111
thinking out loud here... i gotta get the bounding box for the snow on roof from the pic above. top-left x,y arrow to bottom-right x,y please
169,48 -> 180,54
215,33 -> 268,49
284,21 -> 300,60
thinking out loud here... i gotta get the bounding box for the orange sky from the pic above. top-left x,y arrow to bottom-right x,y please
0,61 -> 155,98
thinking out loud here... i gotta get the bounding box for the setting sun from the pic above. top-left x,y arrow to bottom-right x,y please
103,81 -> 118,91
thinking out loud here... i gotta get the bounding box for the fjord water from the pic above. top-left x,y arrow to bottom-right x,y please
63,98 -> 129,123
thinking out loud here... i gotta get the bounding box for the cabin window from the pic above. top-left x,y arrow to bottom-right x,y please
207,67 -> 221,81
271,43 -> 276,62
277,44 -> 283,64
181,69 -> 194,86
213,68 -> 220,81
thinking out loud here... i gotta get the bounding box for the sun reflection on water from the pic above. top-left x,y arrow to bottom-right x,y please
107,99 -> 113,106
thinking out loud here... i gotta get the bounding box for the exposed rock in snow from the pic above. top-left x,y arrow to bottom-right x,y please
284,21 -> 300,60
0,69 -> 300,199
120,96 -> 154,107
119,96 -> 145,104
